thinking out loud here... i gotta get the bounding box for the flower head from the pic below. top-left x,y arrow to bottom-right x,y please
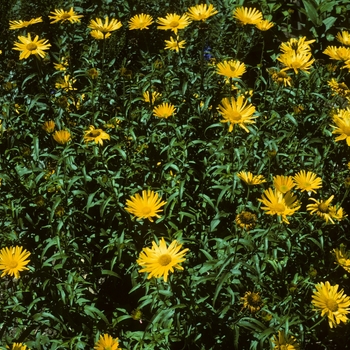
53,130 -> 71,145
164,36 -> 186,52
89,17 -> 122,33
9,17 -> 42,30
137,237 -> 189,282
237,171 -> 266,185
125,190 -> 166,222
293,170 -> 322,193
42,120 -> 55,133
186,4 -> 218,21
143,91 -> 161,104
271,331 -> 300,350
241,291 -> 263,313
337,31 -> 350,46
268,69 -> 292,87
49,7 -> 83,24
323,46 -> 350,61
280,37 -> 315,55
84,126 -> 110,146
328,78 -> 350,99
153,102 -> 176,119
273,175 -> 295,194
94,334 -> 120,350
258,188 -> 300,224
157,13 -> 191,34
233,7 -> 263,25
129,14 -> 153,30
216,60 -> 246,80
331,108 -> 350,145
278,51 -> 315,74
333,244 -> 350,273
55,75 -> 77,91
255,19 -> 274,31
312,281 -> 350,328
13,33 -> 51,60
0,246 -> 31,279
235,211 -> 257,231
307,195 -> 345,224
218,96 -> 257,133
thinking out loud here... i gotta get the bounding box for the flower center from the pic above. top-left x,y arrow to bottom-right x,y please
241,212 -> 255,224
27,43 -> 37,51
326,298 -> 339,312
169,21 -> 179,28
158,254 -> 172,266
88,130 -> 101,138
247,293 -> 261,306
61,13 -> 72,19
142,207 -> 152,215
8,260 -> 18,269
271,203 -> 285,213
230,111 -> 242,122
318,203 -> 329,213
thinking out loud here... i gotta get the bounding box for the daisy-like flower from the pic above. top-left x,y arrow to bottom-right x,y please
0,246 -> 31,279
129,14 -> 153,30
293,170 -> 322,193
255,19 -> 274,31
6,343 -> 29,350
12,33 -> 51,60
53,130 -> 71,145
258,188 -> 300,224
9,17 -> 42,30
90,30 -> 111,40
94,334 -> 120,350
143,91 -> 161,104
137,237 -> 189,282
312,281 -> 350,328
53,57 -> 69,71
337,31 -> 350,46
278,51 -> 315,74
280,37 -> 315,55
164,36 -> 186,52
186,4 -> 218,21
327,78 -> 350,99
55,75 -> 77,91
268,69 -> 292,87
218,95 -> 257,133
273,175 -> 295,194
153,102 -> 176,119
241,291 -> 263,313
323,46 -> 350,61
49,7 -> 83,24
84,126 -> 110,146
271,331 -> 300,350
331,107 -> 350,145
237,171 -> 266,185
307,195 -> 345,224
235,211 -> 257,231
232,7 -> 263,25
216,60 -> 246,80
333,244 -> 350,273
157,13 -> 191,35
42,120 -> 55,133
125,190 -> 166,222
88,17 -> 122,34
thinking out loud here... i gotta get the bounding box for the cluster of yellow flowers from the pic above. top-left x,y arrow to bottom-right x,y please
323,31 -> 350,70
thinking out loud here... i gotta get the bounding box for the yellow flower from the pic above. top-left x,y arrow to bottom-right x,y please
129,14 -> 153,30
334,244 -> 350,273
157,13 -> 191,34
49,7 -> 83,24
55,75 -> 77,91
232,7 -> 263,25
9,17 -> 42,30
278,51 -> 315,74
153,102 -> 176,119
90,30 -> 111,40
280,37 -> 315,55
331,107 -> 350,145
137,237 -> 189,282
53,130 -> 71,145
88,17 -> 122,33
268,69 -> 292,87
6,343 -> 29,350
0,246 -> 31,279
143,91 -> 161,104
235,211 -> 257,231
241,291 -> 263,313
323,45 -> 350,61
258,188 -> 300,224
336,31 -> 350,46
125,190 -> 166,222
293,170 -> 322,193
312,281 -> 350,328
273,175 -> 295,194
218,95 -> 257,133
164,36 -> 186,52
237,171 -> 266,185
94,334 -> 120,350
271,331 -> 300,350
186,4 -> 218,21
12,33 -> 51,60
327,78 -> 350,99
42,120 -> 55,133
307,195 -> 345,224
255,19 -> 274,31
84,126 -> 110,146
216,60 -> 246,80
